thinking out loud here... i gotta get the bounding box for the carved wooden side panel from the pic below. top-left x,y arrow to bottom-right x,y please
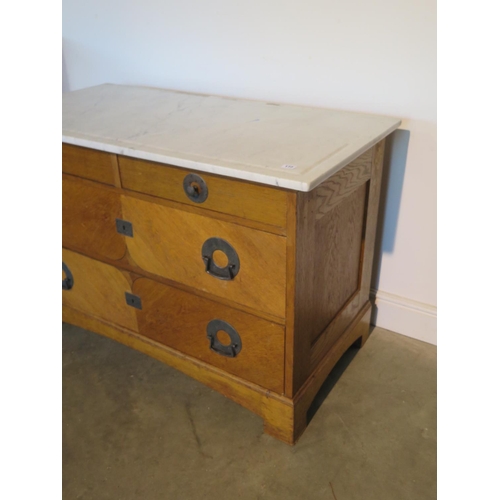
314,148 -> 372,220
287,142 -> 385,396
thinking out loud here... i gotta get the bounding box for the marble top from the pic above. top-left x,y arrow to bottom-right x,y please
62,84 -> 401,192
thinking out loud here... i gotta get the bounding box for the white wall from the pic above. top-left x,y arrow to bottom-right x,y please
63,0 -> 437,344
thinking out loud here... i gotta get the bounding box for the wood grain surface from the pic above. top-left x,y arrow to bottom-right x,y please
359,140 -> 386,301
309,292 -> 363,367
284,145 -> 377,395
307,141 -> 385,371
119,156 -> 288,228
115,188 -> 287,236
288,182 -> 367,392
62,249 -> 138,331
62,175 -> 126,261
121,195 -> 287,318
133,277 -> 285,393
63,144 -> 120,186
284,192 -> 298,397
309,183 -> 367,343
313,148 -> 372,220
61,243 -> 285,325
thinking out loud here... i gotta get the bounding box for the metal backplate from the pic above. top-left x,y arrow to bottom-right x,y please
206,319 -> 242,358
201,237 -> 240,280
116,219 -> 133,237
183,173 -> 209,203
125,292 -> 142,310
62,262 -> 74,290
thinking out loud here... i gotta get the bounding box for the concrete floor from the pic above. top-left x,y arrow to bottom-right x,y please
62,324 -> 436,500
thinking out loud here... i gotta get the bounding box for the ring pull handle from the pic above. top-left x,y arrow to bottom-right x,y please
206,319 -> 242,358
201,237 -> 240,281
62,262 -> 74,290
183,173 -> 208,203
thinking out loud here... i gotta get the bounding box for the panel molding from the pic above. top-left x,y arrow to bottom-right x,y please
314,148 -> 372,220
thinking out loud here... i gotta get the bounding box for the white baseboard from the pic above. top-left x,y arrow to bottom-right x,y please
370,289 -> 437,345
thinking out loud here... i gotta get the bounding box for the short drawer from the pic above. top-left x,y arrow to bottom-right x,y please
133,278 -> 285,393
62,249 -> 138,332
63,144 -> 119,186
119,156 -> 288,228
121,195 -> 287,318
62,176 -> 126,261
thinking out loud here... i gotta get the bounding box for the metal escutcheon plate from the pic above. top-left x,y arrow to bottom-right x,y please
201,237 -> 240,280
206,319 -> 242,357
183,173 -> 208,203
62,262 -> 74,290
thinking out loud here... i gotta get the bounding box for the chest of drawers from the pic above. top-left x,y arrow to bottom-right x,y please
62,84 -> 400,444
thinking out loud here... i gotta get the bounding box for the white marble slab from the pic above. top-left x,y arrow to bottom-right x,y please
62,84 -> 401,192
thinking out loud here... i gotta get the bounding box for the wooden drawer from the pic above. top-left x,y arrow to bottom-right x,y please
63,144 -> 119,186
62,176 -> 126,261
119,156 -> 288,228
122,195 -> 287,318
62,249 -> 138,332
133,278 -> 284,393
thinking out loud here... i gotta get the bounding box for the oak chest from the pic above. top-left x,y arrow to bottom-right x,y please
62,84 -> 400,444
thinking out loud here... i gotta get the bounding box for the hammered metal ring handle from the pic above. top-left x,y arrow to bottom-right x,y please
201,237 -> 240,280
183,173 -> 208,203
62,262 -> 74,290
206,319 -> 242,358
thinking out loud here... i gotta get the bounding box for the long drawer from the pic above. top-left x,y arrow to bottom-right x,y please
121,196 -> 287,318
62,250 -> 285,393
119,156 -> 288,228
63,176 -> 287,318
133,277 -> 285,393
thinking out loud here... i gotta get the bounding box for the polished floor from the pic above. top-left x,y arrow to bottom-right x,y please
62,323 -> 436,500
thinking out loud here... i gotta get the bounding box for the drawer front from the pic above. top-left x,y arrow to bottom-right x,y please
63,176 -> 126,261
121,196 -> 287,318
62,249 -> 138,331
133,278 -> 284,393
63,144 -> 118,186
119,156 -> 288,228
